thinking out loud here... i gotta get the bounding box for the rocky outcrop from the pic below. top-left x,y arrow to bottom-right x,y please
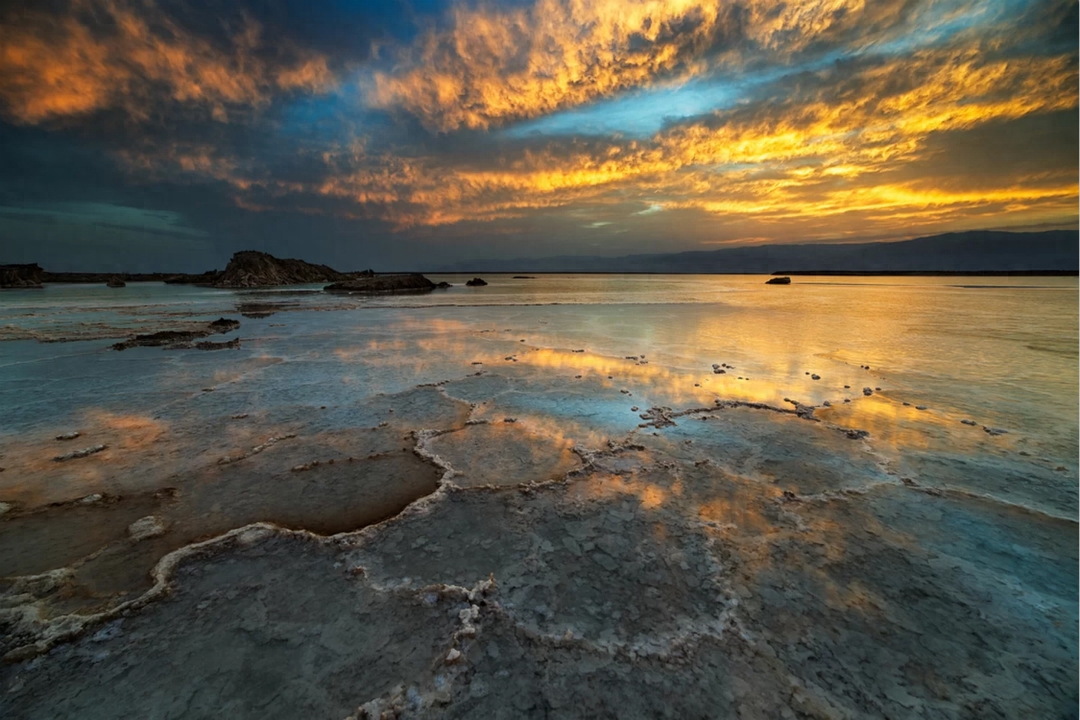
163,270 -> 221,285
213,251 -> 352,288
765,276 -> 791,285
465,277 -> 488,286
0,264 -> 44,289
112,318 -> 240,351
324,274 -> 436,294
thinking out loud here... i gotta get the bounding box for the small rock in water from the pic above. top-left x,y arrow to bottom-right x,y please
55,431 -> 81,441
916,405 -> 928,411
231,413 -> 249,419
128,515 -> 167,541
845,429 -> 870,440
54,444 -> 107,462
862,387 -> 873,396
630,406 -> 639,412
960,419 -> 977,426
445,648 -> 462,663
844,385 -> 850,389
79,493 -> 104,504
503,417 -> 517,423
811,374 -> 820,380
822,400 -> 831,407
902,402 -> 910,406
983,426 -> 1009,436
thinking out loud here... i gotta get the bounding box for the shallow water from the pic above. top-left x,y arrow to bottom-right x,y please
0,275 -> 1076,718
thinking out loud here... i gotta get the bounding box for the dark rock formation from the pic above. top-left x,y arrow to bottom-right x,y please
435,282 -> 453,289
106,277 -> 126,288
465,277 -> 488,286
0,264 -> 44,289
112,318 -> 240,351
766,276 -> 791,284
195,338 -> 241,351
163,271 -> 221,285
213,251 -> 350,288
324,274 -> 436,294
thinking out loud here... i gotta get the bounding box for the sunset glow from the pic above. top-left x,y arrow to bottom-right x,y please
0,0 -> 1075,268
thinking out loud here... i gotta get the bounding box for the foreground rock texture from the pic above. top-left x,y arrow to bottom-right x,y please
0,264 -> 43,289
324,274 -> 436,294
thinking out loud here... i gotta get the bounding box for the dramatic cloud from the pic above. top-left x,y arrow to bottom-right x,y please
0,0 -> 1075,268
0,0 -> 333,124
367,0 -> 934,131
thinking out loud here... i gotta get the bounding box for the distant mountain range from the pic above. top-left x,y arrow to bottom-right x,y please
435,230 -> 1079,274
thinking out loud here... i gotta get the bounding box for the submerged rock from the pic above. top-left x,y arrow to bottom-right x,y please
465,277 -> 488,286
111,318 -> 240,350
128,515 -> 167,541
53,444 -> 107,461
324,274 -> 436,294
194,338 -> 241,351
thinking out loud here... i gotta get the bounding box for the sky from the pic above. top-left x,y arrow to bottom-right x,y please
0,0 -> 1076,271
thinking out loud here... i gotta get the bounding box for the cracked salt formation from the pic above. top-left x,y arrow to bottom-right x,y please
427,421 -> 581,488
632,406 -> 890,495
0,278 -> 1076,718
1,533 -> 467,719
0,425 -> 444,645
348,484 -> 725,646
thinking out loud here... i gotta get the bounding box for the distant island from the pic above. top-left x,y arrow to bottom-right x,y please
3,230 -> 1077,287
437,229 -> 1079,274
0,251 -> 436,292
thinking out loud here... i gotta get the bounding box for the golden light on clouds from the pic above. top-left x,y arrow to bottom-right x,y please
0,0 -> 332,124
1,0 -> 1074,245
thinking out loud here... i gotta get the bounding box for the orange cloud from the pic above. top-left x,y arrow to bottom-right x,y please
368,0 -> 935,131
0,0 -> 333,124
102,24 -> 1076,241
369,0 -> 724,131
314,48 -> 1079,230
